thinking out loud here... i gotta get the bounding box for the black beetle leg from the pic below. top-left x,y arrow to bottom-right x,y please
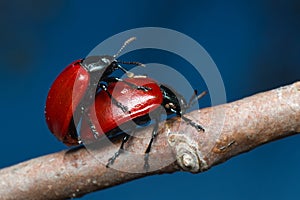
180,115 -> 205,132
82,110 -> 100,140
98,83 -> 129,113
144,112 -> 161,170
104,77 -> 151,92
120,79 -> 151,92
106,134 -> 131,168
170,107 -> 205,132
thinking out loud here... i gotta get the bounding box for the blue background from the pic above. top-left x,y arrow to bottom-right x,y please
1,0 -> 300,199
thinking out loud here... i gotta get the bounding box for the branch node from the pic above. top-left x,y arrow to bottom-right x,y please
168,133 -> 208,173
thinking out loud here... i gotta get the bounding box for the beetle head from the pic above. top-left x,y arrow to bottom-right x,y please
81,55 -> 116,73
160,85 -> 188,115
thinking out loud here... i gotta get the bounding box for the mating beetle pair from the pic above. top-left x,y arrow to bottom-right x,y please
45,37 -> 145,146
45,38 -> 205,168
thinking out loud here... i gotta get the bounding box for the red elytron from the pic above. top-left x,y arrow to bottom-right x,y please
45,60 -> 89,146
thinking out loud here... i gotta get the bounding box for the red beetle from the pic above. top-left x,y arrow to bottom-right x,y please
45,37 -> 147,146
80,77 -> 163,141
80,77 -> 205,168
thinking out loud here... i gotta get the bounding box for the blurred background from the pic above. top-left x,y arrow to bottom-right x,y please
0,0 -> 300,199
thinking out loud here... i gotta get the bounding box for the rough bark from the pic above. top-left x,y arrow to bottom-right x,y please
0,81 -> 299,200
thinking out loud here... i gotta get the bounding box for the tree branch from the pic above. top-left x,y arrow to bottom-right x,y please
0,81 -> 299,200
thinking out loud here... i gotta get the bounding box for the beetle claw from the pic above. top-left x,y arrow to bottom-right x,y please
106,151 -> 120,168
196,124 -> 205,132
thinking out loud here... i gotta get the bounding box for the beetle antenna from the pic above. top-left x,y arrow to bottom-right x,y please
187,90 -> 198,107
114,37 -> 136,58
187,91 -> 207,109
118,61 -> 146,67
